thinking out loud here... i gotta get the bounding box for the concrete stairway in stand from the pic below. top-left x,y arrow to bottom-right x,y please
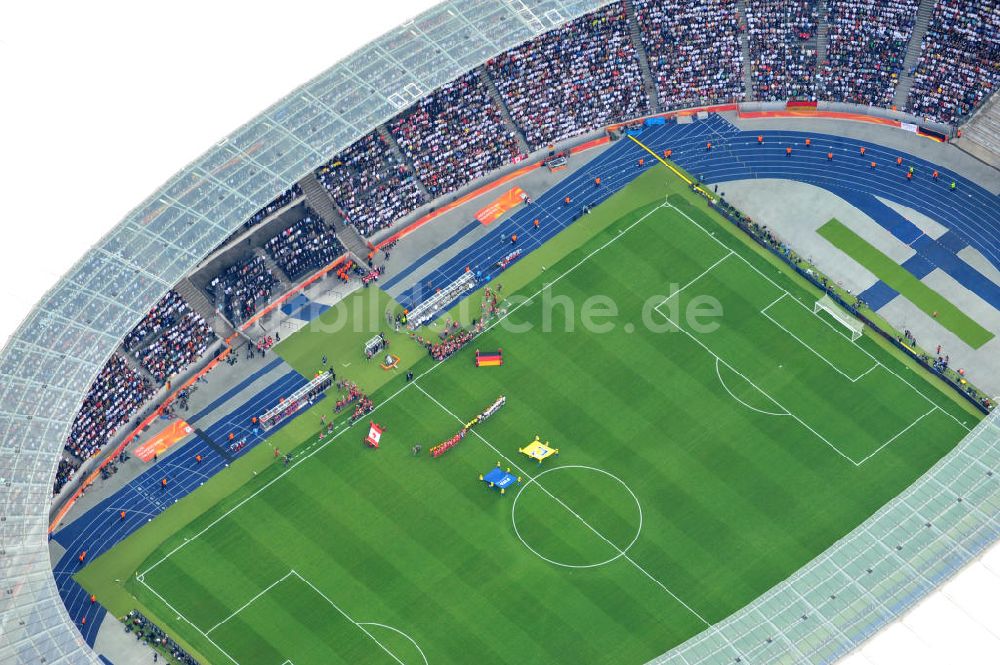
477,66 -> 533,153
174,277 -> 235,340
377,124 -> 432,200
815,0 -> 830,82
337,224 -> 375,264
298,173 -> 346,230
623,0 -> 661,113
893,0 -> 935,110
736,0 -> 754,101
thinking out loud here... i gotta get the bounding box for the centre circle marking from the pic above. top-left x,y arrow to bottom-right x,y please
511,465 -> 642,569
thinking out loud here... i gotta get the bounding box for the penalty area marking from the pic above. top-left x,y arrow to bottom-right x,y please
714,358 -> 789,417
759,293 -> 878,383
511,465 -> 643,569
654,201 -> 960,465
290,570 -> 410,665
357,623 -> 430,665
206,571 -> 296,634
150,568 -> 424,665
662,200 -> 969,434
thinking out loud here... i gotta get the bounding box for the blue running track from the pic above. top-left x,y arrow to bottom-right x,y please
394,123 -> 681,311
395,115 -> 1000,318
650,115 -> 1000,308
53,369 -> 307,646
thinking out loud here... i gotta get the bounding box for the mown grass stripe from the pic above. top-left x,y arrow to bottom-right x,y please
818,218 -> 993,348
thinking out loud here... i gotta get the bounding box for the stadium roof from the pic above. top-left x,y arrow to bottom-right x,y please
0,2 -> 612,662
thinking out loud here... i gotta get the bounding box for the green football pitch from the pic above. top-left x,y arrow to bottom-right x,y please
106,169 -> 977,665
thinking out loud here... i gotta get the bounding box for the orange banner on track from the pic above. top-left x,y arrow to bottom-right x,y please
738,109 -> 901,127
475,187 -> 526,225
134,419 -> 193,462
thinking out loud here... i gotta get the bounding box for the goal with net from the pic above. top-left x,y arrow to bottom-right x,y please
814,295 -> 864,341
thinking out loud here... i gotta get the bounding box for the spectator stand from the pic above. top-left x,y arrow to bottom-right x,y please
121,290 -> 188,354
366,124 -> 615,253
244,184 -> 303,231
209,254 -> 279,327
486,2 -> 649,149
64,354 -> 154,461
121,289 -> 217,387
204,185 -> 304,260
818,0 -> 920,108
134,306 -> 215,386
389,70 -> 523,199
634,0 -> 745,111
314,129 -> 426,237
906,0 -> 1000,125
263,207 -> 346,281
745,0 -> 820,102
192,197 -> 316,288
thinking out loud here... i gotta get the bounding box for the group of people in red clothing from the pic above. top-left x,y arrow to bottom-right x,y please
331,380 -> 375,424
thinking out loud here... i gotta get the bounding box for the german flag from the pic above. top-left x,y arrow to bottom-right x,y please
475,349 -> 503,367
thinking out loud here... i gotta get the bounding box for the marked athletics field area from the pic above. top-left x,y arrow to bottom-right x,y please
107,169 -> 974,665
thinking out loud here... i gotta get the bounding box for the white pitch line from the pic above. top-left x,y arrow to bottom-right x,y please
138,576 -> 243,665
854,409 -> 936,465
653,250 -> 734,309
663,200 -> 972,433
654,303 -> 858,465
654,255 -> 943,466
207,571 -> 296,634
137,201 -> 670,580
760,292 -> 787,313
714,358 -> 789,417
759,308 -> 877,383
412,383 -> 713,629
290,571 -> 406,665
357,623 -> 429,665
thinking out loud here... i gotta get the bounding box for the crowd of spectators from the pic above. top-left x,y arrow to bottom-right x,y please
906,0 -> 1000,124
122,610 -> 198,665
122,290 -> 188,352
389,72 -> 522,198
263,210 -> 345,279
245,184 -> 302,230
746,0 -> 819,101
819,0 -> 919,107
66,355 -> 153,459
53,458 -> 79,495
211,255 -> 278,323
316,131 -> 425,237
486,2 -> 648,148
136,309 -> 215,384
635,0 -> 745,110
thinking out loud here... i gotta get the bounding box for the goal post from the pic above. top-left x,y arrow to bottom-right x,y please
813,295 -> 864,341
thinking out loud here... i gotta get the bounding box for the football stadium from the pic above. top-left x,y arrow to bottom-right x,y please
3,1 -> 1000,664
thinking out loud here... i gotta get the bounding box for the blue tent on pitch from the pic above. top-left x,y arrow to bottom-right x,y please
481,465 -> 519,495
